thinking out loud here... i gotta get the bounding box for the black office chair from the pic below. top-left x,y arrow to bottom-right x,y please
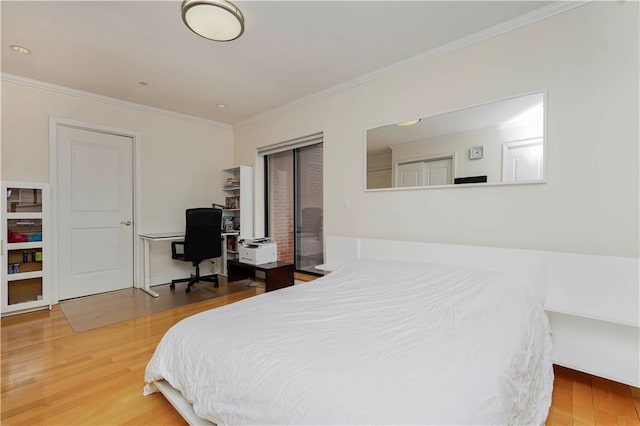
170,208 -> 222,293
300,207 -> 322,237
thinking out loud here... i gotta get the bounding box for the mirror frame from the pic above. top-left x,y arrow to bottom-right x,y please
364,90 -> 548,192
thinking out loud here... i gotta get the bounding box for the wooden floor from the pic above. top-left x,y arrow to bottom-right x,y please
547,365 -> 640,425
1,287 -> 262,425
2,283 -> 639,425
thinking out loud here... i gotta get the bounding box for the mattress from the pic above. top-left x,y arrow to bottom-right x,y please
144,260 -> 553,425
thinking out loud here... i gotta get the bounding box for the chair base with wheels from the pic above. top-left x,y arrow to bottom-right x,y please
170,260 -> 219,293
171,237 -> 220,293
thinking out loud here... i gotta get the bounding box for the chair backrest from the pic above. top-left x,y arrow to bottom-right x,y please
300,207 -> 322,235
183,208 -> 222,261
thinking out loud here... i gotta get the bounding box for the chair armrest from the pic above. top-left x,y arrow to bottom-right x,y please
171,241 -> 184,259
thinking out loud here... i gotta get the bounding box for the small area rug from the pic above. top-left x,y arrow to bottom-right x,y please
60,279 -> 252,332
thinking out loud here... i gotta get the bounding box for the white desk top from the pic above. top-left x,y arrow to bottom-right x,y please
139,232 -> 183,240
139,231 -> 240,240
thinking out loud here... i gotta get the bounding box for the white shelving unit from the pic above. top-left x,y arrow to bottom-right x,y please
220,166 -> 253,274
2,182 -> 51,315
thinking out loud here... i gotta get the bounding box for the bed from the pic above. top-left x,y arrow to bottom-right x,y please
144,259 -> 553,425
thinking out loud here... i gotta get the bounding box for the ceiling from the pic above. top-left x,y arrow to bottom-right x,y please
2,1 -> 555,126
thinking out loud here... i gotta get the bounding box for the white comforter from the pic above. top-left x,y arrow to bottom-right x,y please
144,260 -> 553,425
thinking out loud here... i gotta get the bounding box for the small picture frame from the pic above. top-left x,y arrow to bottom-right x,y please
469,145 -> 484,160
223,216 -> 235,231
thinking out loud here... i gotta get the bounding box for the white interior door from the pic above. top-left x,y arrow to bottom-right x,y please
396,162 -> 423,187
397,157 -> 453,187
57,125 -> 134,300
423,158 -> 452,186
502,139 -> 543,182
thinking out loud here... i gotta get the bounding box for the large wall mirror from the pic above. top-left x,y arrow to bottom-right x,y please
366,92 -> 545,190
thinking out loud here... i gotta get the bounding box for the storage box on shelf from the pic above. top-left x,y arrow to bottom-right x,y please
2,182 -> 50,315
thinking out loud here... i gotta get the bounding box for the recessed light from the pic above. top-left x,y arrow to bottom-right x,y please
10,45 -> 31,54
217,104 -> 227,109
138,81 -> 149,86
396,119 -> 421,127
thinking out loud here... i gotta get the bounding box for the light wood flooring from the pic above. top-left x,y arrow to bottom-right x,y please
2,281 -> 639,425
547,365 -> 640,425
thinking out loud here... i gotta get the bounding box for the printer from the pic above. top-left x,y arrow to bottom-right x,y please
239,238 -> 277,265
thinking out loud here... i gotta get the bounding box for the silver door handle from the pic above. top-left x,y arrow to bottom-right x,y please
121,220 -> 132,226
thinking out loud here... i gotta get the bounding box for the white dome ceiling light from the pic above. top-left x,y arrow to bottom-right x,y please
181,0 -> 245,42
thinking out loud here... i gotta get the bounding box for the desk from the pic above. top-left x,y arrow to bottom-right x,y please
139,232 -> 238,298
139,232 -> 184,298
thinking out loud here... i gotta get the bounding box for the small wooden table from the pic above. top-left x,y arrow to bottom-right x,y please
227,260 -> 294,292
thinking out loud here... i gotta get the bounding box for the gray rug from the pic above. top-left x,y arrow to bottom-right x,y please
60,279 -> 253,332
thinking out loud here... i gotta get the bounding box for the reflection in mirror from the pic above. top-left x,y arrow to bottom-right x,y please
366,92 -> 545,190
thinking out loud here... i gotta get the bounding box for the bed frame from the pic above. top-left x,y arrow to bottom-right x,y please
155,380 -> 214,425
325,236 -> 639,387
151,236 -> 639,425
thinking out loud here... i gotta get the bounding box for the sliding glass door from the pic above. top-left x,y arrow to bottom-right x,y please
266,143 -> 323,274
294,144 -> 323,273
267,150 -> 295,265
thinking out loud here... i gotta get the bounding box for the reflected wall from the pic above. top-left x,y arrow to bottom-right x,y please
366,92 -> 545,190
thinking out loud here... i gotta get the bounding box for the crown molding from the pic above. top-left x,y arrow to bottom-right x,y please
2,1 -> 589,132
1,73 -> 232,130
233,1 -> 589,130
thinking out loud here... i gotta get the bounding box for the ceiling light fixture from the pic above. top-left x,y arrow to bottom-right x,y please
181,0 -> 245,42
10,45 -> 31,54
396,119 -> 421,127
217,104 -> 227,109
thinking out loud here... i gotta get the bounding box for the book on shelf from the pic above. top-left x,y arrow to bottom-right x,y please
223,177 -> 240,190
226,235 -> 238,251
225,196 -> 240,209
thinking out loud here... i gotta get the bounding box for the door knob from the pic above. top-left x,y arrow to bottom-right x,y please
121,220 -> 132,226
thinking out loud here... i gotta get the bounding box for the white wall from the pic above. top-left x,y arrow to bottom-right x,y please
1,79 -> 235,284
233,2 -> 639,259
366,151 -> 392,189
